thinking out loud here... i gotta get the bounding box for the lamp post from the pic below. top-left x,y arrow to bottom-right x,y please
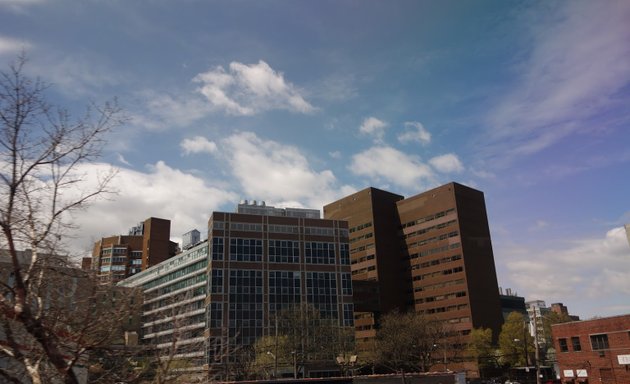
291,351 -> 297,379
433,343 -> 448,371
266,351 -> 277,378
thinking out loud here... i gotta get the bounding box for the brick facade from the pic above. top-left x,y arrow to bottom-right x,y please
551,314 -> 630,384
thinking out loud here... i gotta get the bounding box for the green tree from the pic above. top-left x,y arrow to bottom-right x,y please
498,312 -> 534,367
467,328 -> 496,369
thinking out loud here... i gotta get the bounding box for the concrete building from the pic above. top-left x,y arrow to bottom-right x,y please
324,183 -> 503,374
92,217 -> 178,283
205,202 -> 353,377
552,314 -> 630,384
118,239 -> 209,369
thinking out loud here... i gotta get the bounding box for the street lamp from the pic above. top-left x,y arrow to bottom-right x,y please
291,351 -> 298,379
433,344 -> 448,371
266,351 -> 277,378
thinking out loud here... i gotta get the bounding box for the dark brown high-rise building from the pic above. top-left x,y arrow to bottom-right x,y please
92,217 -> 177,283
324,182 -> 503,373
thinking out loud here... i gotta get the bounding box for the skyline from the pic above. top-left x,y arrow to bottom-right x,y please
1,0 -> 629,319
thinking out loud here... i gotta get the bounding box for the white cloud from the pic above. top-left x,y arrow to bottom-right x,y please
180,136 -> 217,155
350,146 -> 434,188
0,36 -> 30,55
484,0 -> 630,158
0,0 -> 43,12
429,153 -> 463,173
398,121 -> 431,145
502,226 -> 630,317
193,60 -> 315,116
31,54 -> 123,97
116,153 -> 131,166
67,161 -> 237,255
218,132 -> 354,210
359,117 -> 388,142
329,151 -> 341,159
139,91 -> 211,130
529,220 -> 549,231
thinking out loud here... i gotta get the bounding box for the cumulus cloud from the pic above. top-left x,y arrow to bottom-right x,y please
429,153 -> 464,173
502,226 -> 630,316
67,161 -> 237,255
218,132 -> 354,210
359,117 -> 388,142
193,60 -> 315,115
486,1 -> 630,157
398,121 -> 431,145
180,136 -> 217,155
350,146 -> 434,189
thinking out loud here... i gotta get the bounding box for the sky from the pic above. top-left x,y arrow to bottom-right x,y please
1,0 -> 629,319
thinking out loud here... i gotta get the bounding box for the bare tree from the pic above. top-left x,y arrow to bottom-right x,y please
0,55 -> 124,384
376,310 -> 444,375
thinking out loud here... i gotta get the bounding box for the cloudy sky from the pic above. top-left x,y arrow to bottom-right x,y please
1,0 -> 629,319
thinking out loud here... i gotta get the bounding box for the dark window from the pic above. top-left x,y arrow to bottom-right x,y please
571,336 -> 581,351
590,334 -> 609,350
558,338 -> 568,352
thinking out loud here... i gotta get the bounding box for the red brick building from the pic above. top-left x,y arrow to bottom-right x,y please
551,314 -> 630,384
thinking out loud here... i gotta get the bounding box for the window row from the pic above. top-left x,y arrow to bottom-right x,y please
408,242 -> 461,261
349,221 -> 372,233
406,231 -> 459,249
401,208 -> 456,229
403,219 -> 457,240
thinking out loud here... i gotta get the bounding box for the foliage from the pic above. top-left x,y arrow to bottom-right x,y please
375,310 -> 443,373
467,328 -> 496,369
542,311 -> 572,346
0,55 -> 124,384
498,312 -> 534,367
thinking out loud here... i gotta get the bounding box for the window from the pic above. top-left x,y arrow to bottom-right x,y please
305,242 -> 336,264
343,303 -> 354,326
268,240 -> 300,263
341,273 -> 352,295
212,237 -> 224,260
571,336 -> 581,351
229,238 -> 262,262
268,271 -> 301,313
590,334 -> 609,350
210,269 -> 223,294
558,338 -> 568,352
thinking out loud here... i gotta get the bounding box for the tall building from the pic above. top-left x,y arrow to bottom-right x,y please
205,202 -> 353,377
324,182 -> 503,372
118,239 -> 209,371
92,217 -> 178,283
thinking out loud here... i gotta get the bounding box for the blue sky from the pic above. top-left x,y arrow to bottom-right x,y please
1,0 -> 629,319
